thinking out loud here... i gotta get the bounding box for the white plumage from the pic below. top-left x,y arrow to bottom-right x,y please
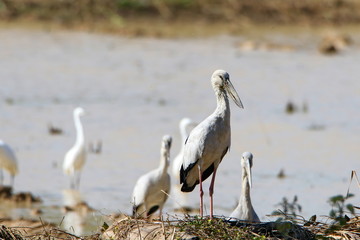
0,140 -> 19,186
63,107 -> 86,189
230,152 -> 260,222
172,118 -> 196,181
171,118 -> 196,209
180,69 -> 243,218
132,135 -> 172,218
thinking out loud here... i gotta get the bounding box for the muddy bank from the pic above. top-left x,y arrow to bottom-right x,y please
0,186 -> 41,205
1,0 -> 360,37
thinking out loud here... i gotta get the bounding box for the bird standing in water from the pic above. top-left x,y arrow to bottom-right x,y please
0,140 -> 19,187
63,107 -> 86,189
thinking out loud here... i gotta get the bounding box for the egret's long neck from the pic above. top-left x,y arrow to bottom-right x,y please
159,148 -> 169,175
179,124 -> 188,153
214,88 -> 231,118
240,174 -> 252,207
74,114 -> 84,146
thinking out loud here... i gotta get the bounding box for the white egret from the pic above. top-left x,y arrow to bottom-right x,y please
0,140 -> 19,187
180,69 -> 243,218
132,135 -> 172,218
63,107 -> 86,189
171,118 -> 196,210
229,152 -> 260,222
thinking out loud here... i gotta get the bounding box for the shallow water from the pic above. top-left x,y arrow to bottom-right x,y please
0,28 -> 359,235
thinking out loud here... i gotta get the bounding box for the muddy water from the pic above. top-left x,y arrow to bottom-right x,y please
0,28 -> 359,235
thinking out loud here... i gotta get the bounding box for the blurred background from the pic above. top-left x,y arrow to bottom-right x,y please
0,0 -> 359,236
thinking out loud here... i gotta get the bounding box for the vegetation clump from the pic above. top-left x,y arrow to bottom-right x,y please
177,216 -> 257,239
272,195 -> 302,221
101,214 -> 317,240
1,0 -> 360,37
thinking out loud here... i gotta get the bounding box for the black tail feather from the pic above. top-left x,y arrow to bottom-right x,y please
181,181 -> 197,192
147,205 -> 159,216
180,163 -> 215,192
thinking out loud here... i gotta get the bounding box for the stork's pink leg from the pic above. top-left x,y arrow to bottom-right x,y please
198,165 -> 204,217
209,167 -> 218,219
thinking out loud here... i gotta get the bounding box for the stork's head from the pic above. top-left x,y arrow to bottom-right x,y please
161,135 -> 172,162
241,152 -> 253,188
180,118 -> 192,128
179,118 -> 197,131
211,70 -> 243,108
162,135 -> 172,151
74,107 -> 85,117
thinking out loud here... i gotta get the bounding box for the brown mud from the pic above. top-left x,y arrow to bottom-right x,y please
0,186 -> 41,205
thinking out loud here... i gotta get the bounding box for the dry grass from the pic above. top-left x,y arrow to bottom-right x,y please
0,213 -> 359,239
305,216 -> 360,240
102,214 -> 317,239
0,225 -> 23,240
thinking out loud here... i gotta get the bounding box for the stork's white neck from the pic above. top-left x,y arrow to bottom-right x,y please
240,175 -> 252,208
159,148 -> 169,175
179,124 -> 188,153
74,113 -> 84,146
214,88 -> 231,119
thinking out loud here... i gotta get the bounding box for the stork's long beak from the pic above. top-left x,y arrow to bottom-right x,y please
225,80 -> 244,108
244,158 -> 252,188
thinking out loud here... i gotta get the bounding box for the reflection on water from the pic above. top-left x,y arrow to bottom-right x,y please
62,189 -> 86,235
0,28 -> 359,235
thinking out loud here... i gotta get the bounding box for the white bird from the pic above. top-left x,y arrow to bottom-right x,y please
171,118 -> 196,210
132,135 -> 172,218
180,69 -> 243,218
63,107 -> 86,189
0,140 -> 19,187
230,152 -> 260,222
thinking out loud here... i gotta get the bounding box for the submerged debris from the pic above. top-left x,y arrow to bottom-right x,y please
277,169 -> 286,179
89,141 -> 102,154
0,186 -> 42,204
48,124 -> 63,135
285,100 -> 308,114
285,101 -> 297,114
318,33 -> 353,55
